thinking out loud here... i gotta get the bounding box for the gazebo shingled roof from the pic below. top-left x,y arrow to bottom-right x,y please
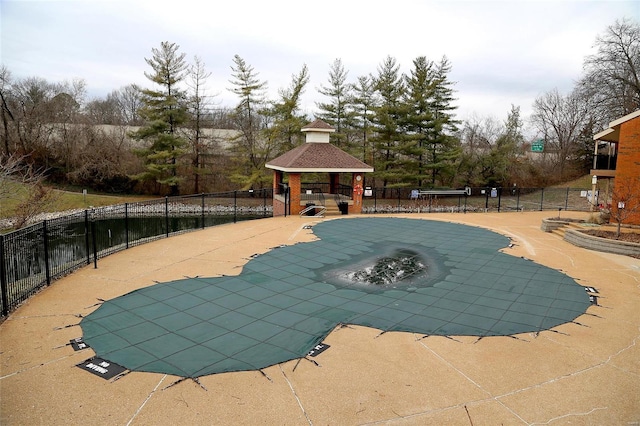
301,119 -> 336,131
265,119 -> 373,173
266,143 -> 372,172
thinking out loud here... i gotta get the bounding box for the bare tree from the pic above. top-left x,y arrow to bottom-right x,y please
0,65 -> 15,156
608,176 -> 640,238
8,77 -> 57,161
84,95 -> 122,125
113,84 -> 143,125
0,154 -> 56,229
457,114 -> 502,184
531,88 -> 589,182
50,79 -> 87,177
66,126 -> 141,192
1,75 -> 87,174
455,107 -> 526,187
580,18 -> 640,125
185,55 -> 214,193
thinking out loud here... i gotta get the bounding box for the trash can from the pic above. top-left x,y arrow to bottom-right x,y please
305,203 -> 316,216
338,202 -> 348,215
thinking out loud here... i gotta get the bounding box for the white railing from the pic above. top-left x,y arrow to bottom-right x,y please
299,204 -> 326,217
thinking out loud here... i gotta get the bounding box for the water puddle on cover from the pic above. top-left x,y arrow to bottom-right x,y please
320,244 -> 447,291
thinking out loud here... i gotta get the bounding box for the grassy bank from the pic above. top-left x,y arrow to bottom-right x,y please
1,181 -> 155,220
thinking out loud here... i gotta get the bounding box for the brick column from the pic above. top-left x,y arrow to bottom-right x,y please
329,173 -> 340,194
351,173 -> 364,214
289,173 -> 302,215
272,170 -> 284,216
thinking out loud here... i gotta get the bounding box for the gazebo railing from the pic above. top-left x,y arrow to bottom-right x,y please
300,190 -> 326,206
336,184 -> 353,200
301,183 -> 330,195
301,183 -> 353,199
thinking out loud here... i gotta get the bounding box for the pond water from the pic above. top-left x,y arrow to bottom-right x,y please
5,214 -> 265,282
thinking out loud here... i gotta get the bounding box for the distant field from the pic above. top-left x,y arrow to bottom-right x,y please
1,180 -> 156,219
551,175 -> 594,189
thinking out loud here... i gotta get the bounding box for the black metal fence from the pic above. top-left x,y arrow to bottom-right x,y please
0,189 -> 273,317
362,186 -> 597,214
0,186 -> 597,319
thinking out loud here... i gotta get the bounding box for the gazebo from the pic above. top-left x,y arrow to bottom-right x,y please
266,119 -> 374,216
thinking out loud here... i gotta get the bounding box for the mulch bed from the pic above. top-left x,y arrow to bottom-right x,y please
581,229 -> 640,244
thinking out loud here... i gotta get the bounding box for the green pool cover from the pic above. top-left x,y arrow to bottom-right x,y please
81,218 -> 591,378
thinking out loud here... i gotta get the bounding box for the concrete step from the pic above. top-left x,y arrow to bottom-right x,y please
548,222 -> 587,240
301,200 -> 342,217
323,199 -> 343,216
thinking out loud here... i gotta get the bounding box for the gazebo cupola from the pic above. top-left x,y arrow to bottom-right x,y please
302,120 -> 335,143
266,119 -> 373,216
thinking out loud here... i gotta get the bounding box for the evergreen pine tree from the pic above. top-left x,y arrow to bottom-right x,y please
227,55 -> 268,188
402,56 -> 436,187
425,56 -> 460,186
371,56 -> 406,189
131,41 -> 188,195
265,64 -> 310,153
316,59 -> 354,150
485,105 -> 524,186
351,75 -> 376,164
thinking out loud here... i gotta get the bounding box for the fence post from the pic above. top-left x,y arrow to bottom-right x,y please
234,191 -> 238,223
91,218 -> 98,269
125,203 -> 129,249
374,188 -> 377,213
397,189 -> 401,212
0,234 -> 8,317
201,194 -> 205,229
284,187 -> 288,217
165,196 -> 169,237
84,210 -> 90,265
497,187 -> 502,212
517,188 -> 521,211
263,189 -> 267,217
485,188 -> 489,210
43,220 -> 51,286
565,187 -> 570,211
540,188 -> 544,211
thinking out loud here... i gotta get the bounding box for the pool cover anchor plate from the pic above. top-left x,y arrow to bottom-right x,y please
77,357 -> 126,380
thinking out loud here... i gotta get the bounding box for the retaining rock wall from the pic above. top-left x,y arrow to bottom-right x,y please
564,229 -> 640,257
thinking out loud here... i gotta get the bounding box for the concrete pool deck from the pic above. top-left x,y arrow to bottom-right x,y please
1,212 -> 639,425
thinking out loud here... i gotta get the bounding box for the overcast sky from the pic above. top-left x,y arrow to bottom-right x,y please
2,0 -> 638,124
